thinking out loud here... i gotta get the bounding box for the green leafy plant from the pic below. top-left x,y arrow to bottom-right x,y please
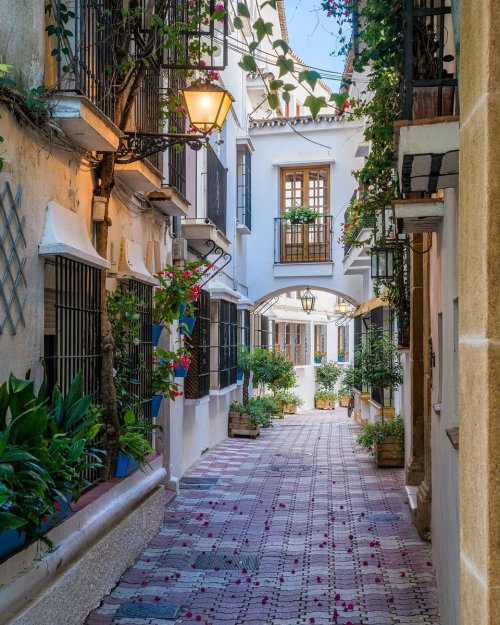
153,259 -> 210,324
357,416 -> 404,455
152,348 -> 185,400
118,409 -> 155,467
274,390 -> 304,408
237,344 -> 253,405
316,361 -> 342,391
355,330 -> 403,420
314,390 -> 338,401
342,364 -> 363,392
252,348 -> 296,395
282,205 -> 318,224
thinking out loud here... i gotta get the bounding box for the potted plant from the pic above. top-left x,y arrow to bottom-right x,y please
314,351 -> 325,364
172,348 -> 192,378
316,360 -> 342,392
283,205 -> 319,225
251,348 -> 297,396
357,416 -> 404,467
153,259 -> 210,341
356,329 -> 403,422
116,409 -> 155,477
337,349 -> 346,362
274,390 -> 303,414
228,401 -> 260,439
237,344 -> 253,404
152,348 -> 184,417
314,390 -> 338,410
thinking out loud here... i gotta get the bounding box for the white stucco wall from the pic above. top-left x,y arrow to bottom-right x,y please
247,119 -> 366,305
429,188 -> 460,625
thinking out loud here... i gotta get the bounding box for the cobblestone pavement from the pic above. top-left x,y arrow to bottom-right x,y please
85,409 -> 440,625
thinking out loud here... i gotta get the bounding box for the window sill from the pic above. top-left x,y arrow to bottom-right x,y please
210,384 -> 238,396
184,396 -> 210,406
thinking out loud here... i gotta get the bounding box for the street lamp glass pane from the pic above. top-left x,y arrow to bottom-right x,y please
183,89 -> 226,133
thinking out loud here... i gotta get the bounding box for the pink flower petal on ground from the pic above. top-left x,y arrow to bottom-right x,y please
309,618 -> 315,623
186,611 -> 193,617
279,576 -> 285,583
242,568 -> 247,573
340,505 -> 344,510
427,560 -> 433,566
195,616 -> 202,622
375,577 -> 381,583
294,559 -> 299,564
201,587 -> 206,592
291,569 -> 296,574
400,572 -> 406,577
335,593 -> 341,601
246,577 -> 252,582
388,597 -> 395,603
348,603 -> 354,610
154,596 -> 160,602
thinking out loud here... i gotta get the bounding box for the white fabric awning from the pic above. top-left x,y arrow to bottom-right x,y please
39,201 -> 110,269
118,238 -> 158,286
267,309 -> 329,323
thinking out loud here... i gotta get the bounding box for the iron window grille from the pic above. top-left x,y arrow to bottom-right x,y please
237,146 -> 251,231
162,0 -> 228,71
44,257 -> 102,399
238,309 -> 251,348
135,60 -> 163,173
53,0 -> 116,120
164,69 -> 187,197
254,314 -> 272,348
207,149 -> 227,234
401,0 -> 458,120
216,300 -> 237,389
185,289 -> 211,400
123,280 -> 153,442
43,256 -> 102,487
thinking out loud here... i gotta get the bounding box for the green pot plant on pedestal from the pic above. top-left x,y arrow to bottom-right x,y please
355,329 -> 404,467
251,348 -> 298,417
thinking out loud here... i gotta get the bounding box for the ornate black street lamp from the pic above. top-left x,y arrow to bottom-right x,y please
117,83 -> 234,163
300,287 -> 316,315
370,246 -> 395,279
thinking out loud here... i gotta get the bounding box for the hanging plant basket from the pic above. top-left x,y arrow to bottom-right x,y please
179,316 -> 196,336
152,323 -> 163,346
152,394 -> 162,418
174,364 -> 189,378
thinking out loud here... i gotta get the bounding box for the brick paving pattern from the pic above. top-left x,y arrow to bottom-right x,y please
85,409 -> 440,625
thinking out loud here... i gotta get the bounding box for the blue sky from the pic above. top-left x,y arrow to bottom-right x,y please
282,0 -> 346,90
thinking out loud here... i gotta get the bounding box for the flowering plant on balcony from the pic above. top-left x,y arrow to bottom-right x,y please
283,205 -> 319,225
153,259 -> 211,325
340,195 -> 375,249
152,348 -> 186,399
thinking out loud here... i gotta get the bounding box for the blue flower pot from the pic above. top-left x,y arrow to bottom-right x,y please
174,364 -> 188,378
314,357 -> 322,364
37,492 -> 73,534
237,370 -> 244,381
152,324 -> 163,346
115,451 -> 140,478
338,354 -> 345,362
152,394 -> 162,418
0,529 -> 27,559
179,316 -> 196,336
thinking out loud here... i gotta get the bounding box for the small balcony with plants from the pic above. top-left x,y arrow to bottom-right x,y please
394,0 -> 459,205
274,206 -> 333,266
341,190 -> 376,275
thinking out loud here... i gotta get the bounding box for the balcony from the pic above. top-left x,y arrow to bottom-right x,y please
181,218 -> 231,255
396,0 -> 459,197
274,216 -> 333,264
342,214 -> 375,276
49,0 -> 122,151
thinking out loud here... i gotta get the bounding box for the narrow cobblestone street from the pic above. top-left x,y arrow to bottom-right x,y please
85,410 -> 440,625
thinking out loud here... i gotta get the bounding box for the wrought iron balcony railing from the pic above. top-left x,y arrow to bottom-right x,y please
401,0 -> 459,120
53,0 -> 116,119
274,216 -> 333,264
343,213 -> 376,257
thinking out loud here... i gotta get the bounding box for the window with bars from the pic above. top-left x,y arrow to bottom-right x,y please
44,257 -> 102,399
44,256 -> 103,487
238,309 -> 251,347
185,289 -> 211,400
255,314 -> 272,348
213,300 -> 237,389
125,280 -> 153,440
165,69 -> 187,196
207,149 -> 227,234
237,146 -> 251,230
